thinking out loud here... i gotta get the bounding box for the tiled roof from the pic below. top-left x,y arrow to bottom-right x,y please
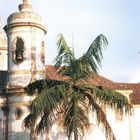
45,65 -> 69,81
45,65 -> 140,105
129,90 -> 140,105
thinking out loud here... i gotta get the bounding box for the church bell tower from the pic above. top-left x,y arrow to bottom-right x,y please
4,0 -> 47,88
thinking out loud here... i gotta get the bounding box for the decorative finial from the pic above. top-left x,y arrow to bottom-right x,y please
22,0 -> 29,3
19,0 -> 32,12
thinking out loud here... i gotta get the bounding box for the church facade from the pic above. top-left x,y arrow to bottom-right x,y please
0,0 -> 140,140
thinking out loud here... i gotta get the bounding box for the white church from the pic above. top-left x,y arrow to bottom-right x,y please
0,0 -> 140,140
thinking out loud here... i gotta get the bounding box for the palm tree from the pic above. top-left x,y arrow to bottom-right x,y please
23,34 -> 132,140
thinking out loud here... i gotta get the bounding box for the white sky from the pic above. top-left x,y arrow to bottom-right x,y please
1,0 -> 140,83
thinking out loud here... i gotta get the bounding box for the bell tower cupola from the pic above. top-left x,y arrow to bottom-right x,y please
4,0 -> 47,87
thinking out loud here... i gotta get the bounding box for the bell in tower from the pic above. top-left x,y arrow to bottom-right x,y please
15,37 -> 24,63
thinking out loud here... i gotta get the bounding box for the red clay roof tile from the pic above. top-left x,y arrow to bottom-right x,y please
45,65 -> 140,105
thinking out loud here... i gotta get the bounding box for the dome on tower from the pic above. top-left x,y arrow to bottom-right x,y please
4,0 -> 47,33
7,0 -> 42,24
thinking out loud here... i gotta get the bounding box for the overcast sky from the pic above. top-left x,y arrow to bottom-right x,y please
1,0 -> 140,83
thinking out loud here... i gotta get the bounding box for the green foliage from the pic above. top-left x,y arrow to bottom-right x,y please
55,34 -> 108,82
23,34 -> 132,140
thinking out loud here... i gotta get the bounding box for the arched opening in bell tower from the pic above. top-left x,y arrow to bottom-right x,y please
13,37 -> 25,64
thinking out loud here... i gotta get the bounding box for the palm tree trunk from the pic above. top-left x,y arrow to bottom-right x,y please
45,133 -> 50,140
30,126 -> 38,140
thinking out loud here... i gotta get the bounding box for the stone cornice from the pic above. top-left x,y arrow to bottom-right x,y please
0,47 -> 7,50
8,70 -> 44,75
0,87 -> 26,97
4,22 -> 47,34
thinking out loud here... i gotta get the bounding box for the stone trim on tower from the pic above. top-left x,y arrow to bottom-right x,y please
41,41 -> 45,65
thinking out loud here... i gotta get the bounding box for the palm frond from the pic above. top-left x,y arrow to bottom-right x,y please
86,34 -> 108,67
30,84 -> 67,113
25,79 -> 67,96
36,111 -> 52,134
22,113 -> 37,129
54,34 -> 75,67
81,85 -> 132,115
23,84 -> 68,133
25,79 -> 47,95
78,34 -> 108,76
93,87 -> 132,115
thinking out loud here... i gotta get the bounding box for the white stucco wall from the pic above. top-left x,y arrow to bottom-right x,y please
131,105 -> 140,140
0,51 -> 7,70
8,95 -> 31,140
